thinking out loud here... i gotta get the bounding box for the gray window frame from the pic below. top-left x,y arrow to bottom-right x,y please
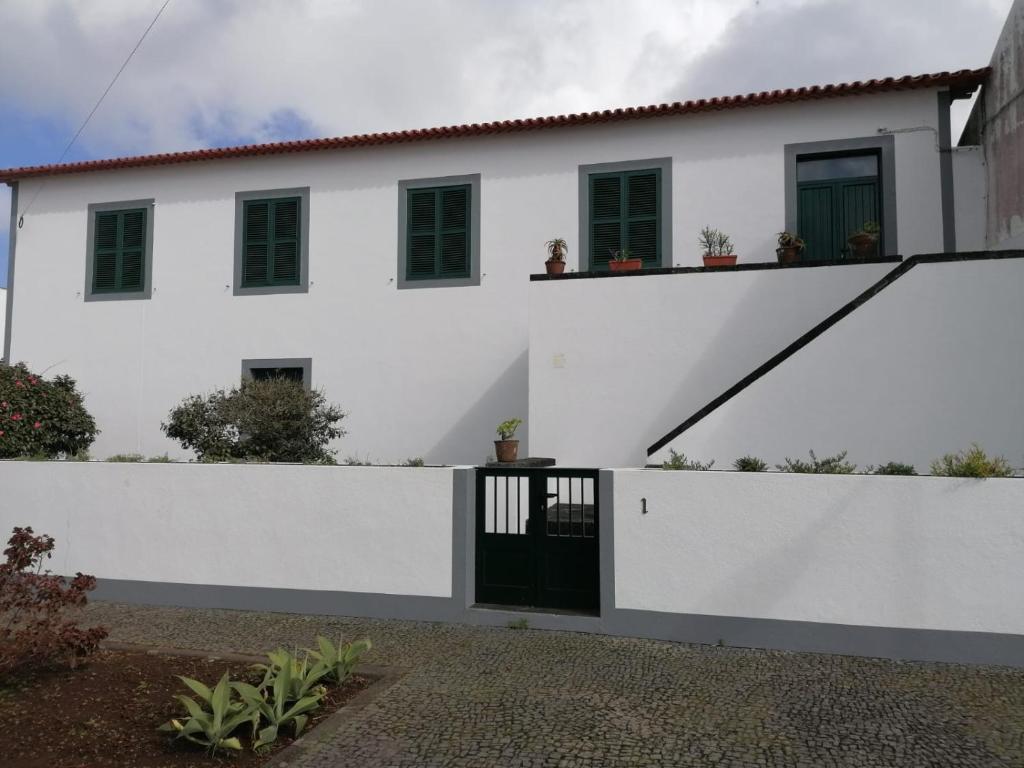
578,157 -> 673,271
241,357 -> 312,391
234,187 -> 310,296
84,198 -> 155,302
397,174 -> 481,289
784,135 -> 897,257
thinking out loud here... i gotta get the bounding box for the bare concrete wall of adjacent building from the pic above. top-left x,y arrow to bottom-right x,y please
983,0 -> 1024,248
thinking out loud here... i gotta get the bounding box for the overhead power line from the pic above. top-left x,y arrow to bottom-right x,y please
18,0 -> 173,228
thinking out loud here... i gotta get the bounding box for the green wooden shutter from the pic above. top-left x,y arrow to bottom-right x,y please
797,178 -> 879,261
242,197 -> 301,287
797,185 -> 835,261
625,170 -> 659,265
839,180 -> 880,254
405,185 -> 471,280
590,175 -> 621,269
589,169 -> 661,269
92,208 -> 147,293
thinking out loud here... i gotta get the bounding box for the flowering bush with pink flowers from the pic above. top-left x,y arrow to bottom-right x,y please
0,363 -> 98,459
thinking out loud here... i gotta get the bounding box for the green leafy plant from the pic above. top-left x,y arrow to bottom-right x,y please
860,220 -> 881,236
930,444 -> 1014,478
0,362 -> 98,459
253,648 -> 331,703
776,231 -> 805,249
402,457 -> 425,467
868,461 -> 917,476
234,660 -> 326,751
507,618 -> 529,630
609,248 -> 634,262
545,238 -> 568,262
776,450 -> 856,474
496,418 -> 522,441
662,449 -> 714,471
159,672 -> 257,755
106,453 -> 144,462
306,636 -> 372,685
162,378 -> 345,463
698,226 -> 734,257
733,456 -> 767,472
147,454 -> 173,463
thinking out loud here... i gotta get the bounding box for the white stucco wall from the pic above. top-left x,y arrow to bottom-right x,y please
952,147 -> 986,251
0,287 -> 6,357
0,463 -> 455,597
529,261 -> 895,467
658,257 -> 1024,472
7,88 -> 948,462
613,470 -> 1024,634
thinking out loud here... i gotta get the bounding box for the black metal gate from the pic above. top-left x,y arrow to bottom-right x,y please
475,467 -> 599,612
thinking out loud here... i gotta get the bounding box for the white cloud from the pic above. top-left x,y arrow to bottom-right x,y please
0,0 -> 1012,161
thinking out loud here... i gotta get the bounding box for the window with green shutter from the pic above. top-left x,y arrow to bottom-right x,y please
796,152 -> 881,261
241,197 -> 301,287
92,208 -> 147,293
588,169 -> 661,270
405,185 -> 471,281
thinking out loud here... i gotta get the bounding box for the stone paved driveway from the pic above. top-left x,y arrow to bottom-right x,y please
86,603 -> 1024,767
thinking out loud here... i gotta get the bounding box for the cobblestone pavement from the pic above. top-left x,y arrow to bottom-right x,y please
86,602 -> 1024,767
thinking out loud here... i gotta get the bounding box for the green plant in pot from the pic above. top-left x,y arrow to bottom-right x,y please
847,221 -> 880,258
776,231 -> 805,264
494,418 -> 523,463
699,226 -> 737,267
545,238 -> 568,276
608,247 -> 642,272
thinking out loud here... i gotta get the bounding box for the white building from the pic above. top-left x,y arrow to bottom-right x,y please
2,66 -> 1018,468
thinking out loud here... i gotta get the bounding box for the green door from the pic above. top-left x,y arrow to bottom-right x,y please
797,154 -> 880,261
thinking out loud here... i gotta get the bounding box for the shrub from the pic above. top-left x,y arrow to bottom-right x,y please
733,455 -> 767,472
403,457 -> 425,467
776,450 -> 856,474
662,449 -> 714,471
0,527 -> 107,678
162,378 -> 345,463
930,444 -> 1015,478
106,453 -> 144,462
869,461 -> 917,476
0,362 -> 98,459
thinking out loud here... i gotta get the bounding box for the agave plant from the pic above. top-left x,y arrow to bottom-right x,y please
253,648 -> 331,703
234,655 -> 326,751
158,672 -> 257,755
306,636 -> 372,685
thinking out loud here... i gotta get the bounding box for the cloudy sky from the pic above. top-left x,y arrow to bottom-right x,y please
0,0 -> 1013,286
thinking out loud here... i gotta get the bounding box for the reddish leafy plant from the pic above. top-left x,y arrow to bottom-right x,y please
0,526 -> 107,678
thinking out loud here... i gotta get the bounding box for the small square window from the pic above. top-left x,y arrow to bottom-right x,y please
241,358 -> 311,390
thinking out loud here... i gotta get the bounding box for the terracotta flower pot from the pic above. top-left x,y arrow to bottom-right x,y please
702,255 -> 737,267
494,440 -> 519,463
545,259 -> 566,276
608,258 -> 644,272
776,246 -> 802,264
847,234 -> 878,258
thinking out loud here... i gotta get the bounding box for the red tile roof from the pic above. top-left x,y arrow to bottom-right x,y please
0,68 -> 988,182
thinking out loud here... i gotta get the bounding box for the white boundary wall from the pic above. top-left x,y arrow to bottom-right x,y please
0,463 -> 456,598
613,469 -> 1024,635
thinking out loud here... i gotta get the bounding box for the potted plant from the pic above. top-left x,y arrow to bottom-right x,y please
699,226 -> 737,267
608,248 -> 643,272
776,231 -> 805,264
544,238 -> 568,276
494,418 -> 523,463
847,221 -> 880,258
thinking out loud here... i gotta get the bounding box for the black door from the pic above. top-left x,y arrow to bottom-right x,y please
475,468 -> 599,613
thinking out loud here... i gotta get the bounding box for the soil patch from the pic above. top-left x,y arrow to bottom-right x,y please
0,649 -> 370,768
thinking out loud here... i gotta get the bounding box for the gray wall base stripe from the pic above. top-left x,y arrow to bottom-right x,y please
93,578 -> 1024,668
93,579 -> 462,623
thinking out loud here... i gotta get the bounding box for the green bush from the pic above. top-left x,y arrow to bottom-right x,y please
776,450 -> 856,474
930,444 -> 1014,478
732,456 -> 767,472
869,461 -> 917,476
0,363 -> 98,459
161,378 -> 345,464
106,453 -> 145,463
662,449 -> 714,471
